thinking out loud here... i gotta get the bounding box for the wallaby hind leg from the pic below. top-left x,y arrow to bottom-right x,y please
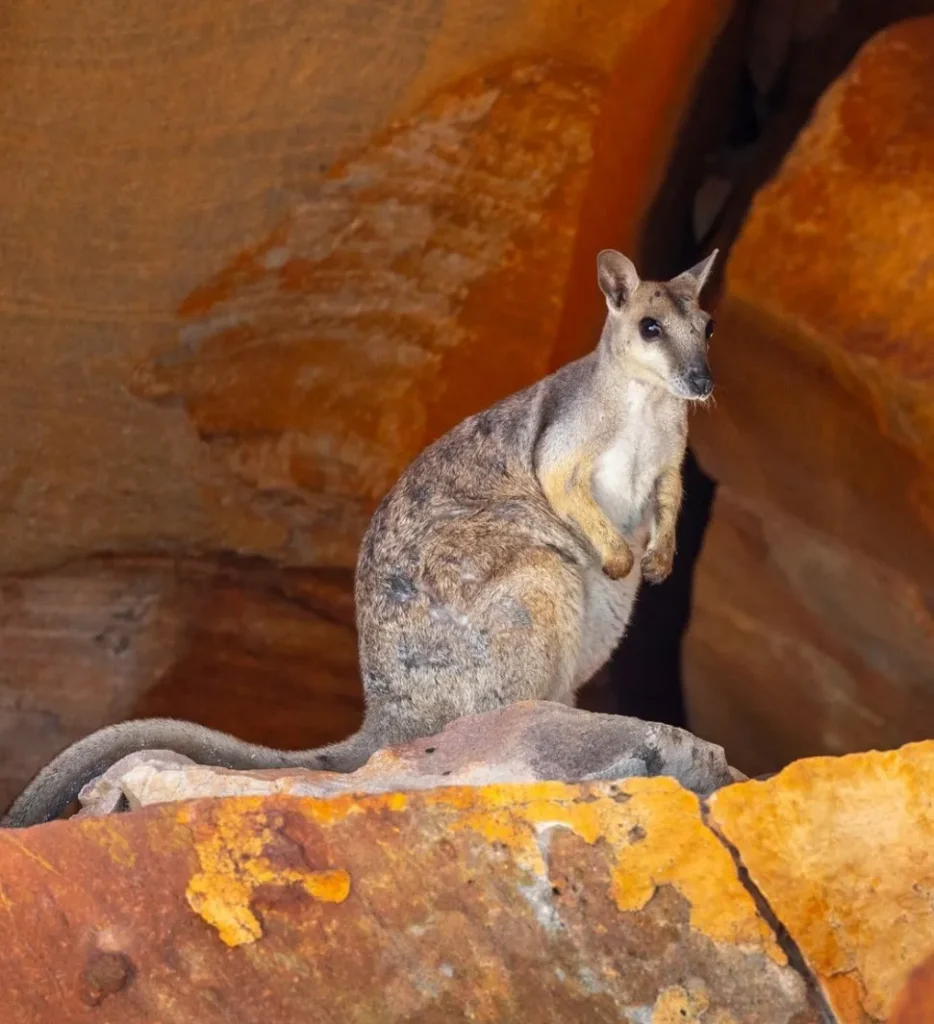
359,546 -> 585,745
464,546 -> 585,711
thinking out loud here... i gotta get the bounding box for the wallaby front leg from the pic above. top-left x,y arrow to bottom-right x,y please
641,464 -> 682,584
542,456 -> 633,580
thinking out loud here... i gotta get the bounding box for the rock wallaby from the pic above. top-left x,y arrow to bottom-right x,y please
2,248 -> 718,828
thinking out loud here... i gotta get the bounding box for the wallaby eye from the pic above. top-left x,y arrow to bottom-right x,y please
704,318 -> 715,340
639,317 -> 662,341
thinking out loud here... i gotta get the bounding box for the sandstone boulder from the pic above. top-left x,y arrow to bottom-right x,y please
710,740 -> 934,1022
8,726 -> 934,1021
0,0 -> 735,573
0,778 -> 818,1023
685,16 -> 934,775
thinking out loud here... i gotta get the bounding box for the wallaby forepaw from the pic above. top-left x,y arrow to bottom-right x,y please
641,545 -> 674,585
603,544 -> 634,581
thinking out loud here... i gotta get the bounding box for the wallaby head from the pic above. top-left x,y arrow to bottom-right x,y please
596,249 -> 718,401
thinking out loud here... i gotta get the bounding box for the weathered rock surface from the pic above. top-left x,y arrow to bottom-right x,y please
0,0 -> 732,573
74,702 -> 744,817
0,556 -> 362,811
0,779 -> 818,1023
9,728 -> 934,1021
0,0 -> 732,797
890,950 -> 934,1024
685,17 -> 934,775
78,750 -> 199,818
710,740 -> 934,1022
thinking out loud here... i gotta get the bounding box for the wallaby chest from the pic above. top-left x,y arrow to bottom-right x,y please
591,384 -> 684,533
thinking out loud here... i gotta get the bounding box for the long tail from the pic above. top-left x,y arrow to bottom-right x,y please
1,719 -> 378,829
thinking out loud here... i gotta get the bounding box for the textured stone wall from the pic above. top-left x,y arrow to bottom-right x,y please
686,17 -> 934,776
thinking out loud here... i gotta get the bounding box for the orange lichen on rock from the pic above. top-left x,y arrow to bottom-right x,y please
185,779 -> 781,958
448,778 -> 784,962
182,798 -> 351,947
709,739 -> 934,1022
650,984 -> 737,1024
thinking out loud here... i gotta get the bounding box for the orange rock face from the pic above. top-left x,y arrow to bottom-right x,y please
0,0 -> 732,791
710,740 -> 934,1022
0,0 -> 731,576
0,779 -> 819,1023
890,951 -> 934,1024
685,17 -> 934,775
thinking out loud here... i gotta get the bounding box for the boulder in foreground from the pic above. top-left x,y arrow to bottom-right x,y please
1,778 -> 816,1023
6,715 -> 934,1021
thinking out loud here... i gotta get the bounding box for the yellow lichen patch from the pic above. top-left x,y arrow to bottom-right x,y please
651,983 -> 710,1023
709,741 -> 934,1021
181,798 -> 350,947
444,778 -> 784,963
176,780 -> 778,958
289,789 -> 409,827
77,817 -> 137,868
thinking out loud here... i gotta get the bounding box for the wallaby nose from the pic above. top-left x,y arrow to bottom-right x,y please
687,367 -> 714,398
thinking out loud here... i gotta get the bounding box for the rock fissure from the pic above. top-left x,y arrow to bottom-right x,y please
699,797 -> 838,1024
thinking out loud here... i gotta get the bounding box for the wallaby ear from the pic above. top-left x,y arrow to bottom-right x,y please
597,250 -> 640,311
671,248 -> 718,297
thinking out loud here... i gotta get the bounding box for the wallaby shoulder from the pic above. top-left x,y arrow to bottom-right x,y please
355,354 -> 600,587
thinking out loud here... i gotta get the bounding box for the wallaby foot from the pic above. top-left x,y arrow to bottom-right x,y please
602,541 -> 634,581
641,536 -> 675,585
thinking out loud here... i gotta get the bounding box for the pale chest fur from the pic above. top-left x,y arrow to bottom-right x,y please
591,383 -> 684,534
569,384 -> 686,694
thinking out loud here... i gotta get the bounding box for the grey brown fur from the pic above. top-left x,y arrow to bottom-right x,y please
2,249 -> 717,828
